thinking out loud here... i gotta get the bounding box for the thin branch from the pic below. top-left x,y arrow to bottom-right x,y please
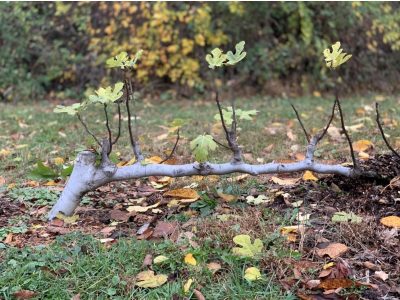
103,104 -> 112,155
291,103 -> 310,143
375,102 -> 400,160
335,94 -> 358,169
77,113 -> 101,147
213,138 -> 231,150
160,129 -> 180,164
231,97 -> 238,134
215,91 -> 232,148
125,78 -> 144,161
112,103 -> 122,145
317,100 -> 336,142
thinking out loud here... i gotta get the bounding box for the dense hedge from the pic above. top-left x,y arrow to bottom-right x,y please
1,2 -> 399,101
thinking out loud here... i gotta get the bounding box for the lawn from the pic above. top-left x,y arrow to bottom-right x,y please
0,94 -> 399,300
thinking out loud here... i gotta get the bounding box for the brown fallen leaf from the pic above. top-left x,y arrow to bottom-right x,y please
316,243 -> 349,259
4,233 -> 13,244
163,188 -> 199,200
0,176 -> 5,186
318,278 -> 355,290
71,294 -> 81,300
271,176 -> 300,186
352,139 -> 374,152
193,289 -> 206,300
374,270 -> 389,281
110,209 -> 130,222
100,226 -> 116,236
217,190 -> 237,202
207,262 -> 222,274
380,216 -> 400,228
142,254 -> 153,268
13,290 -> 37,299
152,221 -> 178,238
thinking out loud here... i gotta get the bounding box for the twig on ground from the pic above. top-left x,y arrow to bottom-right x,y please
375,102 -> 400,160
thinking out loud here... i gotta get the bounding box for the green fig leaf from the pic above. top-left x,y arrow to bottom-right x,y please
190,134 -> 217,162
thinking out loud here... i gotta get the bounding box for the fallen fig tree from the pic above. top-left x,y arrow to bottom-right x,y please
48,41 -> 394,219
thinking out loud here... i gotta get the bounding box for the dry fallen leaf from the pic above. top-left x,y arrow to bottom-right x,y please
207,262 -> 221,274
316,243 -> 349,259
184,253 -> 197,266
164,188 -> 199,200
183,278 -> 193,294
13,290 -> 38,299
271,176 -> 300,186
303,171 -> 318,181
0,176 -> 6,186
380,216 -> 400,228
318,278 -> 354,290
135,270 -> 168,288
217,190 -> 237,202
244,267 -> 262,281
374,271 -> 389,281
352,139 -> 374,152
127,202 -> 160,213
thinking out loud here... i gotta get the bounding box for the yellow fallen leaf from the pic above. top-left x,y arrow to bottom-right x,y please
15,144 -> 28,149
55,213 -> 79,224
358,151 -> 370,160
135,270 -> 168,288
271,176 -> 300,186
352,139 -> 374,152
323,262 -> 335,269
7,183 -> 16,189
184,253 -> 197,266
44,180 -> 57,186
232,234 -> 263,258
126,202 -> 160,213
164,188 -> 199,200
217,190 -> 237,202
153,255 -> 169,264
26,180 -> 39,187
380,216 -> 400,228
54,157 -> 65,165
144,156 -> 163,165
183,278 -> 193,294
0,149 -> 11,157
244,267 -> 262,281
303,171 -> 318,181
280,225 -> 306,242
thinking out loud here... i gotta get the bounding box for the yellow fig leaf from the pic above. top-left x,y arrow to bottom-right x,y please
303,171 -> 318,181
232,234 -> 263,258
380,216 -> 400,228
323,41 -> 352,69
244,267 -> 262,281
352,139 -> 374,152
183,278 -> 193,294
184,253 -> 197,266
164,188 -> 199,200
135,270 -> 168,288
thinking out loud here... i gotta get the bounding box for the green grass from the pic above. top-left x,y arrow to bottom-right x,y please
0,231 -> 296,300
